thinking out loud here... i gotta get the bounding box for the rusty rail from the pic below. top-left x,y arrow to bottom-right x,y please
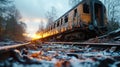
0,42 -> 31,52
0,42 -> 31,61
0,42 -> 119,52
0,41 -> 119,61
45,42 -> 120,46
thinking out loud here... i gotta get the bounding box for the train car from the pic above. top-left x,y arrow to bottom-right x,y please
41,0 -> 107,41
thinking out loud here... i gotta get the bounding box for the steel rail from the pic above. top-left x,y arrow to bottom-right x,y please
0,41 -> 119,61
0,42 -> 31,52
0,42 -> 119,52
45,42 -> 120,46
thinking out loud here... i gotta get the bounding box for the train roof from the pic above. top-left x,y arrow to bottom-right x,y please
53,1 -> 84,24
52,0 -> 103,25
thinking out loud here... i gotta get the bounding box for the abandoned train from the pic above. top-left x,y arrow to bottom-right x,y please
40,0 -> 108,41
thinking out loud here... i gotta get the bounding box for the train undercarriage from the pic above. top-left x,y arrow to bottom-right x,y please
39,26 -> 106,42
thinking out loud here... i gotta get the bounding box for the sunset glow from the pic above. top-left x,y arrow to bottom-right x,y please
23,33 -> 42,40
31,34 -> 42,40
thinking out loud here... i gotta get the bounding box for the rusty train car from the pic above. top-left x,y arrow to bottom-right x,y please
40,0 -> 107,41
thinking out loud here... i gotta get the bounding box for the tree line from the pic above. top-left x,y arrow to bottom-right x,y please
0,0 -> 26,41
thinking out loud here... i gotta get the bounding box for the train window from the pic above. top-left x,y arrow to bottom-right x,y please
74,9 -> 77,17
57,21 -> 59,27
83,3 -> 89,13
51,25 -> 52,30
61,18 -> 63,25
54,23 -> 56,28
64,15 -> 68,23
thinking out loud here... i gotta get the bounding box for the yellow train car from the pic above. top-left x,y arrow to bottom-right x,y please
41,0 -> 107,41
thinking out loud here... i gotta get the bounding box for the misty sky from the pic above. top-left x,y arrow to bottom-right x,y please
14,0 -> 70,35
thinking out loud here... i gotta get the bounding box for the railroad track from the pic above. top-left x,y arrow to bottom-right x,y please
0,41 -> 119,61
0,42 -> 120,52
0,42 -> 31,52
45,42 -> 120,46
0,41 -> 120,65
0,42 -> 31,61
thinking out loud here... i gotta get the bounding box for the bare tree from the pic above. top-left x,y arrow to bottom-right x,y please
101,0 -> 120,31
69,0 -> 82,7
36,20 -> 44,33
103,0 -> 120,22
0,0 -> 12,16
45,6 -> 57,27
5,8 -> 26,40
0,0 -> 13,40
0,0 -> 27,41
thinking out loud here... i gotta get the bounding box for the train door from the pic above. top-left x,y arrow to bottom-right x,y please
94,3 -> 104,27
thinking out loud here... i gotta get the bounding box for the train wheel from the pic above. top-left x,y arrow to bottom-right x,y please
88,25 -> 95,30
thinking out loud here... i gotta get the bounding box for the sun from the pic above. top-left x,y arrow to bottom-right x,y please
31,34 -> 42,40
23,33 -> 42,40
